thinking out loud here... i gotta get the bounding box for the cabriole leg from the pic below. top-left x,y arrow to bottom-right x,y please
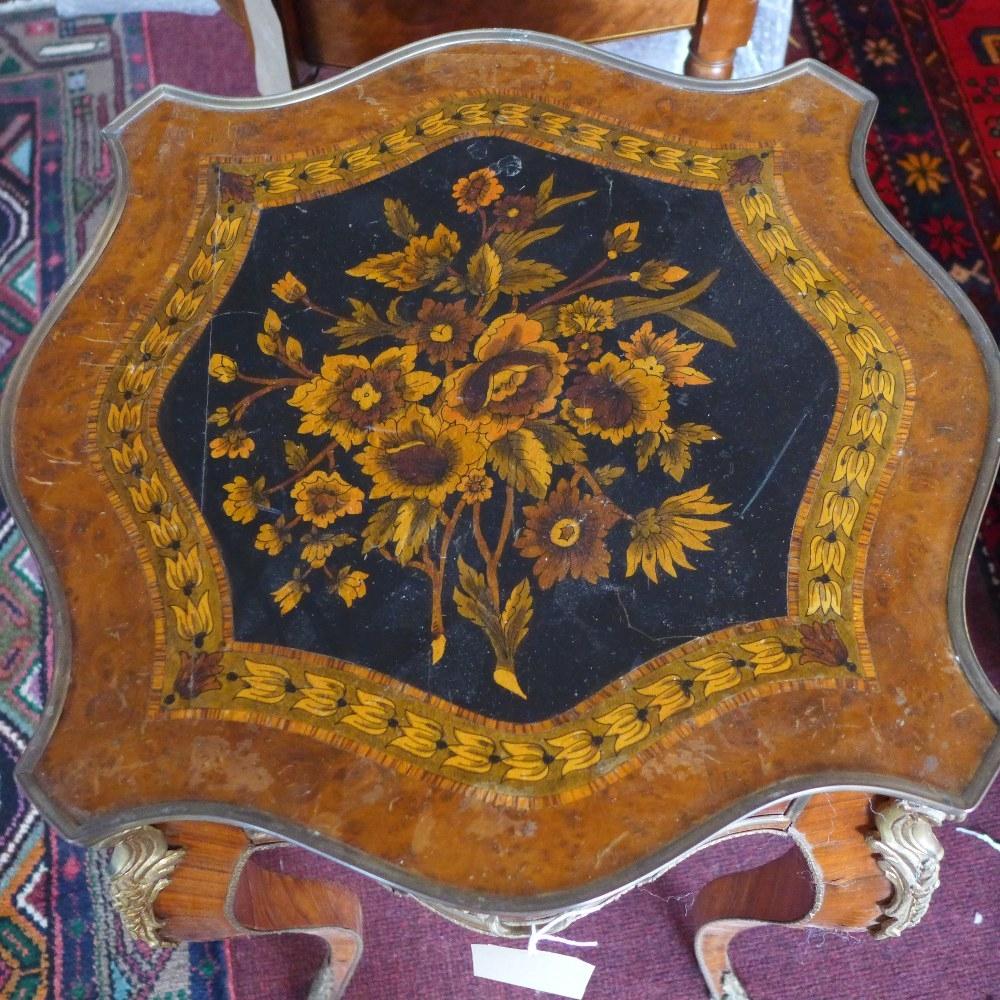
104,821 -> 363,999
691,792 -> 945,999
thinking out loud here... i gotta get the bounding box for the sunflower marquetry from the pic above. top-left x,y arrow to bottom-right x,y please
3,34 -> 997,1000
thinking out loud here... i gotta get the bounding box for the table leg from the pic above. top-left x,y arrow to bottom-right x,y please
104,821 -> 363,999
691,792 -> 945,999
684,0 -> 759,81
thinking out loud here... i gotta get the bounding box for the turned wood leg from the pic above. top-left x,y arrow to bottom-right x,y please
103,821 -> 363,1000
691,792 -> 945,999
684,0 -> 760,81
217,0 -> 317,94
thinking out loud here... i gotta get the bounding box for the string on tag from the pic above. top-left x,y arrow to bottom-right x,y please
956,827 -> 1000,854
527,914 -> 599,952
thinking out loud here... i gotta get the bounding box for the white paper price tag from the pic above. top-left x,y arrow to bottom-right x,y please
471,943 -> 595,999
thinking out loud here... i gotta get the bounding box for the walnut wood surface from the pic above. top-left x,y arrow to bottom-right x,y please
218,0 -> 702,71
6,40 -> 998,911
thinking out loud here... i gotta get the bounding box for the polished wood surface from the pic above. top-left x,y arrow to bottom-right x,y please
685,0 -> 759,79
218,0 -> 757,89
219,0 -> 701,70
6,39 -> 997,912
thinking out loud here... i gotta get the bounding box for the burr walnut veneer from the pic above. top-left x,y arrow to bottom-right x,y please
2,33 -> 998,999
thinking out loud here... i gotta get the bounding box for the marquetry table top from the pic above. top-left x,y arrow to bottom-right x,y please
3,33 -> 998,916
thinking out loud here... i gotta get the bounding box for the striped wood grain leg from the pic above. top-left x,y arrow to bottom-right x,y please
691,792 -> 895,999
108,821 -> 364,999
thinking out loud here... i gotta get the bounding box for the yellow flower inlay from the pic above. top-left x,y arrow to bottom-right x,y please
443,730 -> 496,773
595,703 -> 651,752
636,674 -> 695,721
238,661 -> 291,704
740,637 -> 798,677
170,593 -> 214,643
500,742 -> 550,782
342,690 -> 395,735
547,730 -> 601,775
293,673 -> 346,717
390,712 -> 444,758
291,471 -> 363,528
689,651 -> 746,696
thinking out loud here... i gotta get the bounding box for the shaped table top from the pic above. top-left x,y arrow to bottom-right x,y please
3,32 -> 998,916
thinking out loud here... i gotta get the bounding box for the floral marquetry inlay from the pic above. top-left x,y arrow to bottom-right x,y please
90,95 -> 911,802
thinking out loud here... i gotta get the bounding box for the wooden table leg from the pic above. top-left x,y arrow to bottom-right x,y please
684,0 -> 760,80
103,821 -> 363,1000
691,792 -> 945,999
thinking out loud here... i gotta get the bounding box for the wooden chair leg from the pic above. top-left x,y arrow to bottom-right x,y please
217,0 -> 303,94
691,792 -> 945,999
104,821 -> 363,1000
684,0 -> 760,81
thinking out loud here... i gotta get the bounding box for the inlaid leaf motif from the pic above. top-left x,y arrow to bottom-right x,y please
612,271 -> 721,324
499,258 -> 565,295
345,251 -> 408,289
525,419 -> 586,466
392,499 -> 439,564
535,173 -> 596,217
499,579 -> 533,658
453,557 -> 495,632
362,499 -> 405,553
493,225 -> 562,262
636,432 -> 660,472
467,243 -> 502,311
283,439 -> 308,471
668,306 -> 736,348
594,465 -> 625,486
488,429 -> 553,499
325,297 -> 397,347
657,423 -> 720,482
384,197 -> 420,240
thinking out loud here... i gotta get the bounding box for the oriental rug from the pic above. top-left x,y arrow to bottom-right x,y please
0,9 -> 233,997
793,0 -> 1000,610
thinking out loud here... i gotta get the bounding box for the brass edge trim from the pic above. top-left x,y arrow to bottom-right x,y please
2,31 -> 996,917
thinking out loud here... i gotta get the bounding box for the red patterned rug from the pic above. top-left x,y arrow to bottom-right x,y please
792,0 -> 1000,607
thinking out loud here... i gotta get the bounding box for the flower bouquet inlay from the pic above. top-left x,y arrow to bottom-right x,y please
89,101 -> 909,793
201,157 -> 741,705
159,135 -> 839,725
